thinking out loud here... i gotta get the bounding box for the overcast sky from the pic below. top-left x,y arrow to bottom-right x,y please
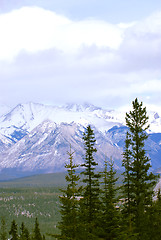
0,0 -> 161,110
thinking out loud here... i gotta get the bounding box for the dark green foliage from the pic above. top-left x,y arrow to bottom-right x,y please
58,147 -> 80,239
153,189 -> 161,239
122,98 -> 158,239
122,132 -> 134,237
0,218 -> 45,240
1,99 -> 161,239
145,189 -> 161,240
20,222 -> 30,240
9,220 -> 19,240
0,218 -> 7,240
80,125 -> 101,238
99,158 -> 121,240
32,218 -> 42,240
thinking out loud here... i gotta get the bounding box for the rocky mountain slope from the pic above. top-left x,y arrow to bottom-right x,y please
0,102 -> 161,178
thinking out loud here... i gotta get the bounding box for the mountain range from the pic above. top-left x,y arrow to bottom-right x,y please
0,102 -> 161,179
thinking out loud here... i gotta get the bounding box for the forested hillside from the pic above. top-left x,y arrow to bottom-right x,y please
0,99 -> 161,240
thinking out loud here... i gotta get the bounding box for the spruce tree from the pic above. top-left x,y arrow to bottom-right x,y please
9,220 -> 19,240
32,218 -> 42,240
80,125 -> 100,239
122,132 -> 134,237
0,218 -> 7,240
99,158 -> 121,240
146,189 -> 161,240
123,98 -> 158,239
58,147 -> 80,239
154,189 -> 161,239
20,222 -> 30,240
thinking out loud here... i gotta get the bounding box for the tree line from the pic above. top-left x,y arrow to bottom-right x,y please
0,217 -> 45,240
56,98 -> 161,240
0,98 -> 160,240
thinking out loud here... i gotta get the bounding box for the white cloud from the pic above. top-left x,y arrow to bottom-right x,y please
119,11 -> 161,71
0,7 -> 71,61
0,7 -> 161,109
0,6 -> 123,61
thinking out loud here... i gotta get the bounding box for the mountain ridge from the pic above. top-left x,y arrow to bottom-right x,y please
0,102 -> 160,179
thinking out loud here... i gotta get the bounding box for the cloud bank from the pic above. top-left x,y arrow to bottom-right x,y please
0,7 -> 161,110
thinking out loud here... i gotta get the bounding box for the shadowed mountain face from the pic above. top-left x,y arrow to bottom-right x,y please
0,102 -> 160,179
0,121 -> 122,173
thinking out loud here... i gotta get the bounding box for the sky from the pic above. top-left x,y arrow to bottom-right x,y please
0,0 -> 161,110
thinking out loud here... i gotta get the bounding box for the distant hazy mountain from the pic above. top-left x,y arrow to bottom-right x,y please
0,102 -> 160,179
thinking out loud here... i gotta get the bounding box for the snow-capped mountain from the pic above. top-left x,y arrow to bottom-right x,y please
0,102 -> 124,136
0,104 -> 11,117
0,120 -> 122,172
0,102 -> 161,179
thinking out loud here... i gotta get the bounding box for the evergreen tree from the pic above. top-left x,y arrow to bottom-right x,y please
9,220 -> 19,240
32,218 -> 42,240
80,125 -> 100,239
122,132 -> 134,238
0,218 -> 7,240
145,189 -> 161,240
20,222 -> 30,240
58,146 -> 80,239
123,98 -> 158,239
154,189 -> 161,239
99,158 -> 121,240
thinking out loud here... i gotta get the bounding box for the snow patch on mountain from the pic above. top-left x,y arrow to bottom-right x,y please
0,104 -> 11,117
0,120 -> 123,172
0,102 -> 161,142
0,102 -> 160,176
0,102 -> 125,138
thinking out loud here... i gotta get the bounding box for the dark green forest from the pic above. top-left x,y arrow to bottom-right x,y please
56,98 -> 161,240
0,98 -> 161,240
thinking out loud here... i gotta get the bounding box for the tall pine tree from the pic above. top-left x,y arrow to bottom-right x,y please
9,220 -> 19,240
32,218 -> 42,240
123,98 -> 158,239
80,125 -> 100,239
122,131 -> 134,238
145,189 -> 161,240
20,222 -> 30,240
0,218 -> 7,240
99,158 -> 121,240
58,147 -> 80,240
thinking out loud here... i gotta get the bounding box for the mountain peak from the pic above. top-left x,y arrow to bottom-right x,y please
0,101 -> 161,177
64,103 -> 101,112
